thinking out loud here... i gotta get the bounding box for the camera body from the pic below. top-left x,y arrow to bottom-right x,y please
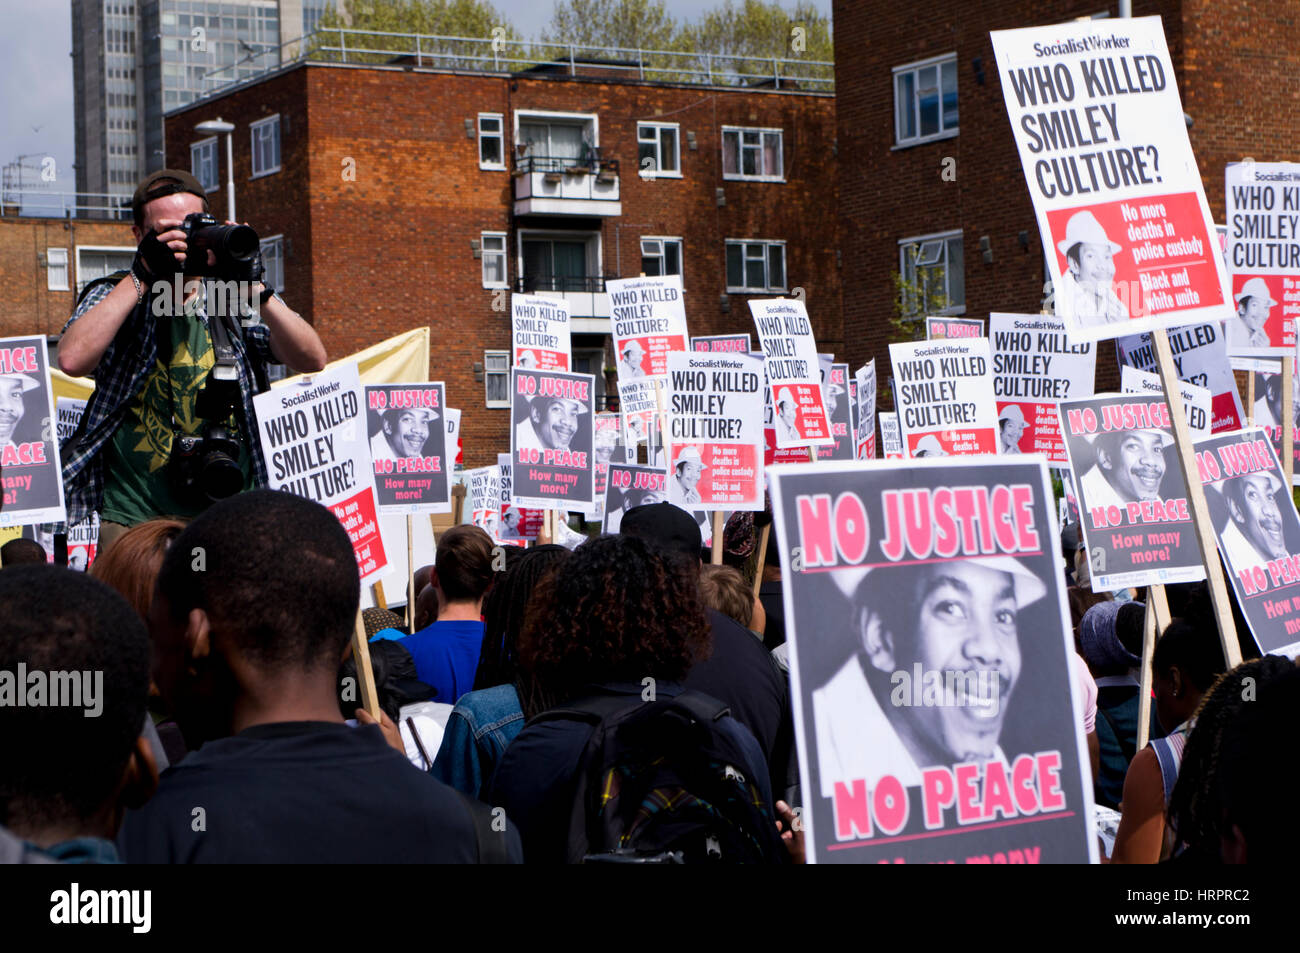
179,212 -> 261,281
169,422 -> 244,505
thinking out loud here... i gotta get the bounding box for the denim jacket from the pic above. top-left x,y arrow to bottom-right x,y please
430,683 -> 524,800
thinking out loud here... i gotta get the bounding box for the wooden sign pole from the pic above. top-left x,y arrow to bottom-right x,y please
351,609 -> 381,720
752,523 -> 770,597
1246,371 -> 1256,425
1284,358 -> 1295,486
372,580 -> 387,611
710,511 -> 724,564
406,514 -> 416,634
1135,595 -> 1158,751
451,483 -> 466,525
1152,328 -> 1242,667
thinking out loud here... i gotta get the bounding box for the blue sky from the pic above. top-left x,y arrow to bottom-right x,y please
0,0 -> 831,198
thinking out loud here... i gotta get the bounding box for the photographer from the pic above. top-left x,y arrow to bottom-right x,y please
58,170 -> 326,552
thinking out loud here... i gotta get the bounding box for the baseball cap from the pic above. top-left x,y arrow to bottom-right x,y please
620,502 -> 704,562
132,169 -> 208,226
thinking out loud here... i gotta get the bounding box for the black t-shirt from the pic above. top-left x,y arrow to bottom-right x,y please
758,580 -> 787,650
685,610 -> 796,798
118,720 -> 518,863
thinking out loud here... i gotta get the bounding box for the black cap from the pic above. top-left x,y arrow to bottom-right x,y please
132,169 -> 207,226
620,502 -> 703,562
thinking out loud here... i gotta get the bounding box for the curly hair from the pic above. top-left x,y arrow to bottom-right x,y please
515,534 -> 711,719
1166,654 -> 1296,858
473,544 -> 571,691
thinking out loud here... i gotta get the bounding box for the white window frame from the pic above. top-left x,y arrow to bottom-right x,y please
513,109 -> 600,170
74,244 -> 135,294
484,349 -> 511,408
898,229 -> 965,316
636,121 -> 681,178
259,234 -> 285,293
639,236 -> 683,280
250,114 -> 281,178
191,137 -> 219,192
892,52 -> 959,148
478,113 -> 505,170
481,231 -> 508,289
725,239 -> 786,293
46,248 -> 69,291
721,126 -> 785,182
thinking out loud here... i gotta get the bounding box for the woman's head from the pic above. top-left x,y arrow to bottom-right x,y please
1151,619 -> 1227,733
516,534 -> 710,716
90,519 -> 186,620
473,544 -> 570,691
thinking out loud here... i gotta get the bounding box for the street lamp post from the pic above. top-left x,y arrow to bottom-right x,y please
194,118 -> 236,221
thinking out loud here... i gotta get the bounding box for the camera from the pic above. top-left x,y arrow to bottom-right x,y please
179,212 -> 261,280
169,421 -> 244,504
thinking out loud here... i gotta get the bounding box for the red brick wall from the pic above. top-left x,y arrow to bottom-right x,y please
833,0 -> 1190,403
166,64 -> 839,468
0,216 -> 135,340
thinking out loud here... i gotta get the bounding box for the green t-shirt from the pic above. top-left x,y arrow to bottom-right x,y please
101,298 -> 252,525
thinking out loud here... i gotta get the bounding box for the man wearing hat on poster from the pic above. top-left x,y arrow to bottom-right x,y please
913,434 -> 948,458
1231,277 -> 1277,351
1057,210 -> 1128,328
372,406 -> 438,462
57,169 -> 327,553
812,555 -> 1046,792
618,339 -> 647,379
775,388 -> 801,443
1219,469 -> 1290,566
825,380 -> 845,423
670,446 -> 707,505
1079,427 -> 1171,509
517,350 -> 539,370
0,369 -> 38,454
999,405 -> 1028,454
516,393 -> 586,453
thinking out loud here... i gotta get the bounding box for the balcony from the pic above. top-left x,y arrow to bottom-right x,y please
514,275 -> 611,331
513,154 -> 621,217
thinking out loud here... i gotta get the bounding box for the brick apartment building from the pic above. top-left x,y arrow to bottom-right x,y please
833,0 -> 1300,401
154,46 -> 840,466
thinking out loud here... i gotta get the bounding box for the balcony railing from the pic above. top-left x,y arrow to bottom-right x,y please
514,276 -> 609,294
515,154 -> 620,178
0,190 -> 132,220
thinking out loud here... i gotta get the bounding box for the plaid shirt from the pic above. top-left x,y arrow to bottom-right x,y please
60,278 -> 277,525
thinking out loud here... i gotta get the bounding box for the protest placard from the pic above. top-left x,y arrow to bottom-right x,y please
1237,358 -> 1300,485
1121,366 -> 1210,438
0,335 -> 65,527
602,463 -> 668,534
926,316 -> 985,340
665,351 -> 765,510
1116,322 -> 1243,433
66,514 -> 98,571
512,293 -> 572,371
591,413 -> 631,524
691,333 -> 752,354
496,452 -> 542,543
1195,429 -> 1300,657
1224,161 -> 1300,356
750,298 -> 832,449
364,383 -> 450,514
768,456 -> 1095,864
445,408 -> 462,468
54,396 -> 86,445
608,274 -> 689,382
817,363 -> 854,461
254,362 -> 387,584
991,17 -> 1231,341
465,465 -> 502,539
510,367 -> 595,508
1059,392 -> 1205,592
889,338 -> 998,457
854,361 -> 877,460
879,412 -> 904,459
990,313 -> 1096,460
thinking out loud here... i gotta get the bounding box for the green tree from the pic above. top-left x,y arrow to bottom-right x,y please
316,0 -> 521,66
889,240 -> 953,343
681,0 -> 833,86
540,0 -> 679,52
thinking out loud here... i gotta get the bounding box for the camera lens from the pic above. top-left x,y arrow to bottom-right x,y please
222,224 -> 259,261
200,451 -> 244,501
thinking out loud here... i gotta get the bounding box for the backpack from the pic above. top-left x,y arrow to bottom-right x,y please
531,690 -> 789,864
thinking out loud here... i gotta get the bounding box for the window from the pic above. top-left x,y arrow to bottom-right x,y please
515,112 -> 597,172
46,248 -> 69,291
721,127 -> 783,181
894,54 -> 958,147
640,237 -> 682,278
191,137 -> 218,192
260,236 -> 284,293
485,350 -> 510,407
899,230 -> 965,316
481,232 -> 507,288
520,235 -> 593,292
250,115 -> 280,177
478,113 -> 505,170
725,240 -> 786,293
74,246 -> 134,294
637,122 -> 679,177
